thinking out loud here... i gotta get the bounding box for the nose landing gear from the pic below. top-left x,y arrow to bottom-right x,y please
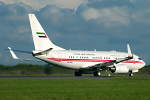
129,71 -> 133,77
129,73 -> 133,77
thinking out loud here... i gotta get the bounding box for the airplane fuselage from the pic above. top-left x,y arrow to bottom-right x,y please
34,50 -> 145,71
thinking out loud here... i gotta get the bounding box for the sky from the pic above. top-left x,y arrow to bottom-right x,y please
0,0 -> 150,65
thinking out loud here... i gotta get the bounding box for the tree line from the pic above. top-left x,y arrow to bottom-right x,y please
0,64 -> 74,76
0,64 -> 149,76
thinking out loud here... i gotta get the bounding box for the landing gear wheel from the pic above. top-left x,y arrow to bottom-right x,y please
93,72 -> 101,76
75,71 -> 82,76
129,73 -> 133,77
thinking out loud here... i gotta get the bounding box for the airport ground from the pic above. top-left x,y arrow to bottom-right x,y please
0,64 -> 150,100
0,77 -> 150,100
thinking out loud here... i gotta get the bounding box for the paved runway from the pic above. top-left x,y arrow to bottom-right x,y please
0,76 -> 149,79
0,76 -> 111,79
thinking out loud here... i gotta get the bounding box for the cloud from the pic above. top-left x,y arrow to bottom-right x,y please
0,0 -> 88,12
131,9 -> 150,24
17,26 -> 30,33
1,0 -> 150,65
81,6 -> 130,28
81,8 -> 100,20
0,2 -> 33,22
40,6 -> 64,26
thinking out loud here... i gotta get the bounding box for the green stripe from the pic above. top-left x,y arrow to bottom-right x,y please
36,32 -> 44,34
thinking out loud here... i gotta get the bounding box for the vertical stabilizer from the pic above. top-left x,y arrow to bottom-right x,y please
28,14 -> 64,51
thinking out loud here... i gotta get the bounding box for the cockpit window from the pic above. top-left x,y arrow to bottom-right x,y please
138,58 -> 142,60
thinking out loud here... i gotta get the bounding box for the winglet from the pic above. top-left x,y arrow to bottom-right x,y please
8,47 -> 19,60
127,44 -> 133,58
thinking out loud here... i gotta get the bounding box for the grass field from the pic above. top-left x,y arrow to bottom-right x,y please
0,77 -> 150,100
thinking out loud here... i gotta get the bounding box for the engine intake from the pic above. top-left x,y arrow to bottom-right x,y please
110,65 -> 129,74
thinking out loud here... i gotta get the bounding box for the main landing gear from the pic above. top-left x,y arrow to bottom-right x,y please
93,71 -> 101,76
74,71 -> 101,76
74,70 -> 110,77
74,71 -> 82,76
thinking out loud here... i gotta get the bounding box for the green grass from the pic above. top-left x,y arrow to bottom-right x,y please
0,77 -> 150,100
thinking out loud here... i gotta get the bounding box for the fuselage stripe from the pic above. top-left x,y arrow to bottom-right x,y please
48,58 -> 143,64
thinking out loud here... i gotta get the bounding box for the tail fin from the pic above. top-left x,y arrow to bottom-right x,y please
28,14 -> 64,51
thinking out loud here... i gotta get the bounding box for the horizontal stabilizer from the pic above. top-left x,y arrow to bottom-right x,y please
8,47 -> 19,60
8,47 -> 42,62
33,48 -> 53,56
5,48 -> 32,54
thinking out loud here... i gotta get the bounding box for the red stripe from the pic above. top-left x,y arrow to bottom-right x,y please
48,58 -> 142,64
122,60 -> 142,64
48,58 -> 111,62
44,33 -> 47,38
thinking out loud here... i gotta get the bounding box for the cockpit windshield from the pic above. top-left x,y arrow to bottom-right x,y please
138,58 -> 142,60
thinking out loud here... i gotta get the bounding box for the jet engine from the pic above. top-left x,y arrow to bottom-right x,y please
110,65 -> 129,74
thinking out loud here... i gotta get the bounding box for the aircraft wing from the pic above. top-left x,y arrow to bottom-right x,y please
8,47 -> 42,62
99,56 -> 133,67
92,44 -> 133,68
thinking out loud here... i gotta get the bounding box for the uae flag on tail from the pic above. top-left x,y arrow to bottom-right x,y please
36,32 -> 47,38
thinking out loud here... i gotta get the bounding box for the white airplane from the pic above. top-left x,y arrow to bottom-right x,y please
8,14 -> 145,76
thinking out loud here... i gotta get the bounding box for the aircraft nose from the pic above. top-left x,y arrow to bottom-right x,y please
142,60 -> 146,67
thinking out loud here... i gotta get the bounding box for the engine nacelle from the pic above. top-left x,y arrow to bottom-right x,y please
110,65 -> 129,74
